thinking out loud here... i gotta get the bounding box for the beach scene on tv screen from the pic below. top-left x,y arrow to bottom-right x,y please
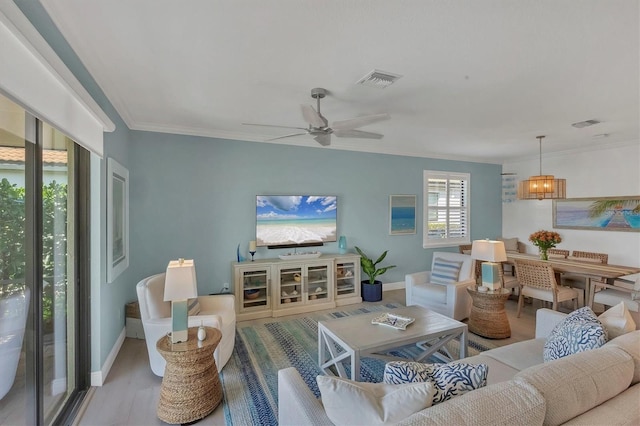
256,196 -> 337,246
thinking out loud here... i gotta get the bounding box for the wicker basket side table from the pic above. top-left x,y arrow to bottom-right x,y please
156,327 -> 222,424
466,287 -> 511,339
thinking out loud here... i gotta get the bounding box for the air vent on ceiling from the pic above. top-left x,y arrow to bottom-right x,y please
356,69 -> 402,88
571,119 -> 601,128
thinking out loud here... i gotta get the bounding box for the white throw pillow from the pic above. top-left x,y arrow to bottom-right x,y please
599,301 -> 636,339
316,375 -> 434,425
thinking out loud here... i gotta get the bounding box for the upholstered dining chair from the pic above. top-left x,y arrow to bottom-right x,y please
514,259 -> 581,317
136,273 -> 236,376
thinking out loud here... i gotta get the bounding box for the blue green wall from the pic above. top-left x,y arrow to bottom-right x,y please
129,131 -> 503,294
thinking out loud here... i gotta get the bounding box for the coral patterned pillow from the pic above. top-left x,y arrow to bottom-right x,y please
383,361 -> 488,404
543,307 -> 608,362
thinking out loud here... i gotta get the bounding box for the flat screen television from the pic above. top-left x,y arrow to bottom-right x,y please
256,195 -> 337,248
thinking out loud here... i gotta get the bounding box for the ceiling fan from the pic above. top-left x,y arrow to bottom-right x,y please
243,88 -> 390,146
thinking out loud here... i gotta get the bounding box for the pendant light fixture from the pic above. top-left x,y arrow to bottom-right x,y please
517,136 -> 566,200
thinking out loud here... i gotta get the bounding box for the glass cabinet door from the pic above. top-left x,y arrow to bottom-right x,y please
336,261 -> 357,298
240,268 -> 270,311
306,264 -> 330,302
278,267 -> 303,307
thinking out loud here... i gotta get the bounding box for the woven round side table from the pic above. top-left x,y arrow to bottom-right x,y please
156,327 -> 222,424
466,287 -> 511,339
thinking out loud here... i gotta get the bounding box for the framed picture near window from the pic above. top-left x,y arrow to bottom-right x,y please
389,195 -> 417,235
107,158 -> 129,282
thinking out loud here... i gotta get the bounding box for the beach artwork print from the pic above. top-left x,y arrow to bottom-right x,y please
389,195 -> 417,235
256,195 -> 337,246
553,197 -> 640,232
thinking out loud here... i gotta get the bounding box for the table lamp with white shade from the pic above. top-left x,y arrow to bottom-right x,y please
164,258 -> 198,343
471,240 -> 507,291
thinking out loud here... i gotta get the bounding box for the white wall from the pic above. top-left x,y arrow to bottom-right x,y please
503,141 -> 640,266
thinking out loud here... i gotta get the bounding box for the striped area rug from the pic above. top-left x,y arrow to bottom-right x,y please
219,303 -> 495,425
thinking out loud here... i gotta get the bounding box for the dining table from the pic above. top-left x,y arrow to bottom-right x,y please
504,252 -> 640,308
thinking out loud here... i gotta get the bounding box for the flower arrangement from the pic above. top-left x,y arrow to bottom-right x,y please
529,230 -> 562,260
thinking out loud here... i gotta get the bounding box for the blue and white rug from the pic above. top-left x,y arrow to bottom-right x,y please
219,303 -> 494,425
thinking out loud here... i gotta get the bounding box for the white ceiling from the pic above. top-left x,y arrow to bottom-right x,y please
40,0 -> 639,164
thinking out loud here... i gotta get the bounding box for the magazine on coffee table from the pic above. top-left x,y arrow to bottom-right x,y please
371,312 -> 415,330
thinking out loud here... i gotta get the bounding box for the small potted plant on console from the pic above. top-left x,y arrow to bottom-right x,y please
354,246 -> 396,302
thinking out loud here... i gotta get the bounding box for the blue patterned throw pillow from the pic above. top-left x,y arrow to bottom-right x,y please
383,361 -> 488,404
543,306 -> 608,362
431,258 -> 463,285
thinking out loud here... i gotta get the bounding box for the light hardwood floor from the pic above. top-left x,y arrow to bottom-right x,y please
75,289 -> 542,425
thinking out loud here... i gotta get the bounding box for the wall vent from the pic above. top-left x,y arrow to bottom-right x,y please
356,69 -> 402,88
571,119 -> 601,128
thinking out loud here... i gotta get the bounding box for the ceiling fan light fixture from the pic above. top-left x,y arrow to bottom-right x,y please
356,69 -> 402,88
517,136 -> 567,200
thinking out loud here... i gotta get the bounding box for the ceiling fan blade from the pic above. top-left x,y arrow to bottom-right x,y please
266,132 -> 309,141
242,122 -> 308,131
301,105 -> 328,128
314,134 -> 331,146
333,129 -> 384,139
331,113 -> 391,130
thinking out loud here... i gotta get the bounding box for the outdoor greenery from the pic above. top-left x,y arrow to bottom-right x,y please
0,177 -> 67,327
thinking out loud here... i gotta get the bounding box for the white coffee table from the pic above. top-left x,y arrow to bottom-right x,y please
318,306 -> 468,381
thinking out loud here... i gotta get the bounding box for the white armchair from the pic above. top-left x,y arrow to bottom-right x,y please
405,251 -> 475,321
136,273 -> 236,376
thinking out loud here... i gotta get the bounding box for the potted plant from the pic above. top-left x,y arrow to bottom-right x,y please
354,246 -> 396,302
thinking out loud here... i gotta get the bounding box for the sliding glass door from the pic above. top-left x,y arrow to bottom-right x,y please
0,93 -> 90,425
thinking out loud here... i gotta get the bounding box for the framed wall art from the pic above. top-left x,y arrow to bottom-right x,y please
389,195 -> 417,235
553,196 -> 640,232
107,158 -> 130,282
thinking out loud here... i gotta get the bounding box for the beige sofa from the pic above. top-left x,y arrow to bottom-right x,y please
278,308 -> 640,425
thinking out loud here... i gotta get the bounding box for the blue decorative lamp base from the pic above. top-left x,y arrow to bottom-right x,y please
481,262 -> 501,291
170,300 -> 188,343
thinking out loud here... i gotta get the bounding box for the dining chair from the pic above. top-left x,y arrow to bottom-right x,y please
562,250 -> 609,300
570,250 -> 609,264
589,275 -> 640,327
547,248 -> 569,259
515,259 -> 581,317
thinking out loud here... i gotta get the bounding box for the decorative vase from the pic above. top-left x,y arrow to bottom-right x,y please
197,321 -> 206,341
539,248 -> 549,261
361,280 -> 383,302
338,236 -> 347,254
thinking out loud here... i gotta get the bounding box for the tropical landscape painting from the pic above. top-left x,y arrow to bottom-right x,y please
553,197 -> 640,232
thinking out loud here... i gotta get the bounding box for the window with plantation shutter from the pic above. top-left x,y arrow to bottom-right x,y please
423,171 -> 470,248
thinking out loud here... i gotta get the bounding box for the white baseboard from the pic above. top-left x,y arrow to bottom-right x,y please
383,281 -> 405,291
90,327 -> 126,386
